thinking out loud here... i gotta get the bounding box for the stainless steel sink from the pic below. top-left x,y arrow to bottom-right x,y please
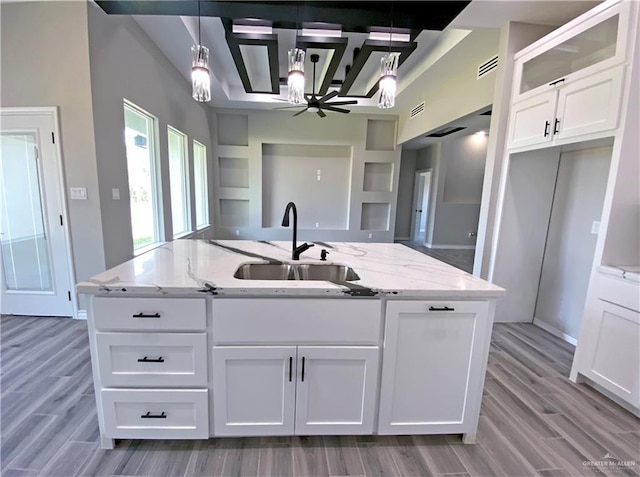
233,263 -> 294,280
294,264 -> 360,281
233,263 -> 360,281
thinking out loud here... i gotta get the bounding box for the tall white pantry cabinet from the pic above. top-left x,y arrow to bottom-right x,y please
495,0 -> 640,415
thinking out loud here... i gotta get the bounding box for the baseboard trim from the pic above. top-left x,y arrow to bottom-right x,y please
532,318 -> 577,345
75,309 -> 88,320
394,236 -> 411,241
425,244 -> 476,250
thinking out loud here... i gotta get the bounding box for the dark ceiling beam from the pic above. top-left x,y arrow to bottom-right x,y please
295,36 -> 348,96
95,1 -> 471,32
340,39 -> 417,97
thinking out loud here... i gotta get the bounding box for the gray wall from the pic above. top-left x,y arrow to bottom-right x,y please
87,3 -> 214,268
535,146 -> 611,339
394,149 -> 417,239
0,1 -> 106,291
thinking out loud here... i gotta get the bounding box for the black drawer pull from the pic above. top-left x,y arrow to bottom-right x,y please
137,356 -> 164,363
301,357 -> 306,382
429,306 -> 455,312
549,78 -> 565,87
141,411 -> 166,419
544,120 -> 550,137
132,312 -> 161,318
289,357 -> 293,382
553,118 -> 560,135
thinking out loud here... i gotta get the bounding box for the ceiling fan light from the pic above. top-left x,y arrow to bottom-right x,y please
308,106 -> 319,113
378,53 -> 399,109
191,45 -> 211,102
287,48 -> 306,104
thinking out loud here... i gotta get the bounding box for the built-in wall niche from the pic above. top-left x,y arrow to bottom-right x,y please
219,199 -> 249,227
217,114 -> 248,146
262,144 -> 351,229
361,202 -> 390,231
366,120 -> 396,151
363,162 -> 394,192
218,157 -> 249,188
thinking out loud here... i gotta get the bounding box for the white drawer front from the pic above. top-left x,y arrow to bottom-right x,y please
101,389 -> 208,439
96,333 -> 207,387
212,299 -> 381,344
596,274 -> 640,312
92,297 -> 206,331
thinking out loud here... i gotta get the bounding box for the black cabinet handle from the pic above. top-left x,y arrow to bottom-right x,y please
137,356 -> 164,363
429,306 -> 455,311
301,357 -> 306,382
132,312 -> 161,318
289,357 -> 293,382
141,411 -> 166,419
544,120 -> 550,137
553,118 -> 560,135
549,78 -> 565,87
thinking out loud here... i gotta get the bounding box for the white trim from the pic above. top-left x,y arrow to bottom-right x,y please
133,241 -> 167,257
424,244 -> 476,250
532,317 -> 578,345
75,309 -> 88,320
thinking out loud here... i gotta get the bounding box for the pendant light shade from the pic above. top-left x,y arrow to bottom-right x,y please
378,53 -> 398,109
287,48 -> 306,104
192,45 -> 211,102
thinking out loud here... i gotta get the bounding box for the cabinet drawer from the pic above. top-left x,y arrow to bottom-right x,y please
212,299 -> 381,344
101,389 -> 208,439
596,274 -> 639,312
96,332 -> 207,387
92,297 -> 206,331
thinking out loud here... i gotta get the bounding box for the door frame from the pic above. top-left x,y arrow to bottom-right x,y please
0,107 -> 78,318
409,169 -> 433,244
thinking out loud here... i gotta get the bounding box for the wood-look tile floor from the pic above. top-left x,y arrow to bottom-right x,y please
1,315 -> 638,477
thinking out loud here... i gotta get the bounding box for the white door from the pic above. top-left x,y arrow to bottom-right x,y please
0,108 -> 73,316
378,300 -> 491,435
508,91 -> 556,149
294,346 -> 379,435
211,346 -> 296,436
410,170 -> 431,243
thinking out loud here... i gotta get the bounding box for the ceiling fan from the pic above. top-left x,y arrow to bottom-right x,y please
276,54 -> 358,118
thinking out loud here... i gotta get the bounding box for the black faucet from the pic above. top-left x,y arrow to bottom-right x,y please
281,202 -> 315,260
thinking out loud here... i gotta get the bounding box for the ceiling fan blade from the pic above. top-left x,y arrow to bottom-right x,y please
273,105 -> 306,110
325,100 -> 359,106
323,105 -> 351,114
317,109 -> 327,118
318,91 -> 339,103
293,107 -> 309,117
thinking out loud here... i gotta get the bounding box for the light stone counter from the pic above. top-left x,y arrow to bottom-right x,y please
77,239 -> 505,298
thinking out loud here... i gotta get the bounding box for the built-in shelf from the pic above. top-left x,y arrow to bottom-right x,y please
363,162 -> 393,192
217,114 -> 249,146
361,202 -> 390,231
366,120 -> 396,151
218,157 -> 249,189
219,199 -> 249,227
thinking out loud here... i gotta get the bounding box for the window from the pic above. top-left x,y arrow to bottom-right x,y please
168,126 -> 190,236
193,141 -> 209,229
124,102 -> 161,250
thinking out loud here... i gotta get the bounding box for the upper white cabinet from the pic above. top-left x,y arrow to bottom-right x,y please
508,0 -> 633,150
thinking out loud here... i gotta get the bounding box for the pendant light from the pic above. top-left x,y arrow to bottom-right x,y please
192,0 -> 211,102
287,6 -> 305,104
378,2 -> 397,109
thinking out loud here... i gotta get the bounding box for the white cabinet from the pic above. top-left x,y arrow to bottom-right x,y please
378,300 -> 492,441
508,66 -> 624,149
212,345 -> 379,436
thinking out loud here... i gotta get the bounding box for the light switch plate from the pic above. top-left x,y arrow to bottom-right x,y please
70,187 -> 87,200
591,221 -> 600,234
112,188 -> 120,200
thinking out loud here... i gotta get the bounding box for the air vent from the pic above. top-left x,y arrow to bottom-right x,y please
426,126 -> 467,138
477,55 -> 498,79
410,102 -> 425,119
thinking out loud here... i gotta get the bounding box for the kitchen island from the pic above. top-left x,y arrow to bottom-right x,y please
77,239 -> 505,449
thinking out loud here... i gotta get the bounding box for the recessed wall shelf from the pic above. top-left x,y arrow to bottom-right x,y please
217,114 -> 249,146
219,157 -> 249,188
361,202 -> 390,231
366,120 -> 396,151
363,162 -> 393,192
219,199 -> 249,227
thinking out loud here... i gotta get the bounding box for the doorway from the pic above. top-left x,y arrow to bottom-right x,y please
410,170 -> 432,244
0,108 -> 75,317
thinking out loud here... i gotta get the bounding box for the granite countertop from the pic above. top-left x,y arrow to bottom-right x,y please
76,240 -> 506,298
598,265 -> 640,284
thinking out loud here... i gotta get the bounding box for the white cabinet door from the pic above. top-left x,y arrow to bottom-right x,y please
378,301 -> 492,435
582,300 -> 639,408
554,66 -> 624,141
508,91 -> 556,149
212,346 -> 296,436
294,346 -> 379,435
